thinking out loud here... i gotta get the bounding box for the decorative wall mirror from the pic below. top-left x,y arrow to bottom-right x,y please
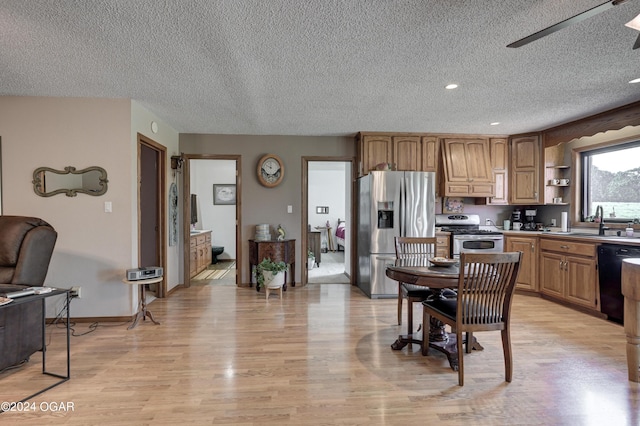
33,166 -> 108,197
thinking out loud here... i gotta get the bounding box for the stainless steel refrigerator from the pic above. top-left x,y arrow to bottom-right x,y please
356,171 -> 436,298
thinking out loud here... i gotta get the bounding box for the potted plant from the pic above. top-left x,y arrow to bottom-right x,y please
307,249 -> 315,269
255,258 -> 288,290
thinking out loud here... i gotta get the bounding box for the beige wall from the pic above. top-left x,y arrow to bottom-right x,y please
179,134 -> 355,284
131,100 -> 181,292
0,96 -> 179,317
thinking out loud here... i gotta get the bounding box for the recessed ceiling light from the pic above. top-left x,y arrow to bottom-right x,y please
490,122 -> 500,126
629,78 -> 640,84
445,84 -> 458,90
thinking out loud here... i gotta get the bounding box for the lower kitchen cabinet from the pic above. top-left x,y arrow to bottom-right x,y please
435,232 -> 450,258
505,235 -> 538,292
539,238 -> 598,310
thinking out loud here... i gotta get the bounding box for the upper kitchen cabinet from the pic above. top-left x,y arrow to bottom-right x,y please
478,137 -> 509,205
356,132 -> 438,176
393,135 -> 421,171
441,137 -> 494,197
357,133 -> 393,176
510,134 -> 542,204
421,135 -> 439,172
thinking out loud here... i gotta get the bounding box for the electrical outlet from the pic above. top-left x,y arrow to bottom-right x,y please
551,219 -> 557,227
485,218 -> 491,226
70,286 -> 81,298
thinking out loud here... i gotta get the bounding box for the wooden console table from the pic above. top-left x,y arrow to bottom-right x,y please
249,239 -> 296,291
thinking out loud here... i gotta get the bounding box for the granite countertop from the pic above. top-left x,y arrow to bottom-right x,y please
502,229 -> 640,246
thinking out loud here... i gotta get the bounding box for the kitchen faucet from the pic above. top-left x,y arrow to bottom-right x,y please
595,205 -> 608,236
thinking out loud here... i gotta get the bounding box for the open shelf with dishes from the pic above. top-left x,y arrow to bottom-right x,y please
544,144 -> 571,205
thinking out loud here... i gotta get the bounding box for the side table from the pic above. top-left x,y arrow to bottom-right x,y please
315,226 -> 334,252
249,239 -> 296,291
0,288 -> 70,407
122,277 -> 162,329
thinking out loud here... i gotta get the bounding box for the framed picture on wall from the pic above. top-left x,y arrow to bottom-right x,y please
213,184 -> 236,205
442,197 -> 464,214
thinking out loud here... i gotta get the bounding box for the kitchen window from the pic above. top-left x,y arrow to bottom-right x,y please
580,140 -> 640,223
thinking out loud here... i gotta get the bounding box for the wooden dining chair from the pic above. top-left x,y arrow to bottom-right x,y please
394,236 -> 438,336
421,251 -> 522,386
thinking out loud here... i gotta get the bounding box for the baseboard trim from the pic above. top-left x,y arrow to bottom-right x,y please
46,315 -> 132,323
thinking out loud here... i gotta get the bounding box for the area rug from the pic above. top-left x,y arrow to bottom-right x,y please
193,261 -> 236,280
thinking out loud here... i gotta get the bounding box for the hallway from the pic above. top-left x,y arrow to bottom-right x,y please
307,250 -> 349,284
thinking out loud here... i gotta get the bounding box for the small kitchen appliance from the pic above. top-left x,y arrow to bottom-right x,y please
524,209 -> 537,231
512,209 -> 522,231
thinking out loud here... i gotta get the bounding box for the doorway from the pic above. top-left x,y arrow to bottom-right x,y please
182,155 -> 241,288
138,134 -> 167,298
302,158 -> 354,285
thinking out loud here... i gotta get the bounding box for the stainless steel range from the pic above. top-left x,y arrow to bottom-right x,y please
436,214 -> 504,258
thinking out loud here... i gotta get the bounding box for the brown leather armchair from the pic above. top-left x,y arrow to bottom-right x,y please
0,216 -> 57,371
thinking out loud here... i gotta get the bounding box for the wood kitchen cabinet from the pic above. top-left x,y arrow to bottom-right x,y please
421,135 -> 439,172
441,137 -> 494,197
539,238 -> 598,310
485,137 -> 509,205
435,232 -> 450,258
358,134 -> 392,175
190,231 -> 212,278
505,235 -> 538,292
544,142 -> 571,205
393,135 -> 421,171
510,134 -> 542,204
356,132 -> 439,176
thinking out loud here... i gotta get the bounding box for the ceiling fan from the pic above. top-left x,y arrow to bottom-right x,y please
507,0 -> 640,49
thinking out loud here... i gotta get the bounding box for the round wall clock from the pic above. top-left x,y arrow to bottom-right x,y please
257,154 -> 284,187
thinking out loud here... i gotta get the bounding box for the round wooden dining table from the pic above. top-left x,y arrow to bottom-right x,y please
386,259 -> 483,371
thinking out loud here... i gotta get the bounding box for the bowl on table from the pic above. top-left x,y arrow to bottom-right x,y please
429,257 -> 459,267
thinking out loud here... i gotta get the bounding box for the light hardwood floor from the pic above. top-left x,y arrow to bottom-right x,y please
2,283 -> 639,425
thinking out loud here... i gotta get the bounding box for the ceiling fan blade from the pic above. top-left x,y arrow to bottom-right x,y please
507,1 -> 620,48
633,32 -> 640,49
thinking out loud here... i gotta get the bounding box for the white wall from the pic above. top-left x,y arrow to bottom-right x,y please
190,159 -> 236,260
0,96 -> 179,317
308,163 -> 346,232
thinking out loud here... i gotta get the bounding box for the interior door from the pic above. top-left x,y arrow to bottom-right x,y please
140,144 -> 159,267
138,134 -> 166,297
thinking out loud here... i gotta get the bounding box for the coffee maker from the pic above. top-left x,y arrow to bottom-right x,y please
512,209 -> 522,230
524,209 -> 537,230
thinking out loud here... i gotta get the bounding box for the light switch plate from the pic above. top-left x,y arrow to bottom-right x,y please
287,205 -> 293,214
104,201 -> 112,213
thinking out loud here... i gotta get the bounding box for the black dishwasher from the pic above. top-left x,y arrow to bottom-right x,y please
597,244 -> 640,324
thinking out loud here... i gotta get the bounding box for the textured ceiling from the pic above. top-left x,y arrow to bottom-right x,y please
1,0 -> 640,136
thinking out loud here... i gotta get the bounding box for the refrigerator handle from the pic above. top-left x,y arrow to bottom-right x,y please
399,174 -> 405,237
